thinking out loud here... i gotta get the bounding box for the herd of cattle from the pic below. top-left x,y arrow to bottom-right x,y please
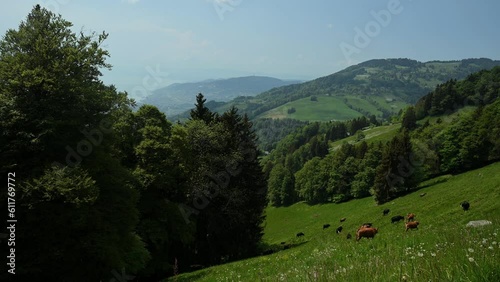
293,201 -> 471,242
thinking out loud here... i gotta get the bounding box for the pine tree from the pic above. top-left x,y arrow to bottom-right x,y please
401,106 -> 417,131
190,93 -> 216,123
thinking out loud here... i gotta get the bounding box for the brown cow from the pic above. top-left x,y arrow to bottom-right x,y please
406,213 -> 415,222
405,221 -> 419,231
356,227 -> 378,241
357,223 -> 372,232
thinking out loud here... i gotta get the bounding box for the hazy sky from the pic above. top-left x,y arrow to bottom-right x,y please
1,0 -> 499,100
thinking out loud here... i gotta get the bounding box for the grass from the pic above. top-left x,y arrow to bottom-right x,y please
167,162 -> 500,281
258,96 -> 363,121
329,123 -> 400,150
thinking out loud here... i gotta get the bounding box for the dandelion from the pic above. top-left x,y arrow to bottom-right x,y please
417,252 -> 424,257
468,257 -> 475,262
431,252 -> 436,257
489,246 -> 494,250
468,248 -> 474,253
492,241 -> 497,245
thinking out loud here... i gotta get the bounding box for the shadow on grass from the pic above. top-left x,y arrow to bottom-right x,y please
260,240 -> 309,256
167,269 -> 210,282
418,174 -> 452,189
166,241 -> 309,281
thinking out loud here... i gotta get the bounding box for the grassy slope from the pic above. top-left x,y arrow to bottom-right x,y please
257,95 -> 407,122
169,162 -> 500,281
258,96 -> 363,121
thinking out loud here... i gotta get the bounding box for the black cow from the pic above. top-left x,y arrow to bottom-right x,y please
280,241 -> 286,245
391,215 -> 405,223
323,224 -> 331,230
346,233 -> 352,239
296,232 -> 305,237
461,201 -> 470,211
336,226 -> 343,234
383,209 -> 390,216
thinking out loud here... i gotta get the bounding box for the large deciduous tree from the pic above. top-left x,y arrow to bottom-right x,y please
0,6 -> 149,281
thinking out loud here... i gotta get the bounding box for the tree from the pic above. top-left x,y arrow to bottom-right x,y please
372,130 -> 419,204
401,106 -> 417,131
295,157 -> 329,204
190,93 -> 216,123
183,108 -> 267,265
0,6 -> 149,281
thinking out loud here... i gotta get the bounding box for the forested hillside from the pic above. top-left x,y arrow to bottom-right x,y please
200,58 -> 500,122
0,7 -> 267,281
265,66 -> 500,206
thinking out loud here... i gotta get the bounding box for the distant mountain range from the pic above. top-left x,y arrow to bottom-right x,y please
140,76 -> 302,116
184,58 -> 500,122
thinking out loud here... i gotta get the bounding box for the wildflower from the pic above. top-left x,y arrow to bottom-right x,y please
431,253 -> 436,257
417,252 -> 424,257
468,248 -> 474,253
492,241 -> 497,245
489,246 -> 494,250
468,257 -> 475,262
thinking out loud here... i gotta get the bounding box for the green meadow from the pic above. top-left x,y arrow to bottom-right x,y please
257,96 -> 364,121
169,162 -> 500,281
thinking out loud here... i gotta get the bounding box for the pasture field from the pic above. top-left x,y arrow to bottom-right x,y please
168,162 -> 500,281
257,96 -> 364,121
329,123 -> 400,151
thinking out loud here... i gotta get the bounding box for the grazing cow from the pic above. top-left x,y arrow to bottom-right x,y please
405,221 -> 420,231
346,233 -> 352,239
340,217 -> 346,222
461,201 -> 470,211
356,223 -> 372,232
391,215 -> 405,223
296,232 -> 305,237
407,213 -> 416,222
336,226 -> 343,234
356,227 -> 378,241
383,209 -> 390,216
283,244 -> 290,250
323,224 -> 331,230
420,193 -> 427,197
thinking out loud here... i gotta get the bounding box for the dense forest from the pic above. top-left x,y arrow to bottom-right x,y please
265,66 -> 500,206
0,6 -> 266,281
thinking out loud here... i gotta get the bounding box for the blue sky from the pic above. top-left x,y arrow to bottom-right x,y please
1,0 -> 499,100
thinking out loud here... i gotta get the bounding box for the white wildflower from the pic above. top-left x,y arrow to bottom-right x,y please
431,252 -> 436,257
468,248 -> 474,253
468,257 -> 475,262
